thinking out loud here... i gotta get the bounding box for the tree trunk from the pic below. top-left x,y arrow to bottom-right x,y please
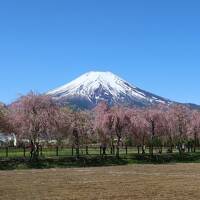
159,145 -> 163,154
194,132 -> 197,153
137,146 -> 140,154
187,142 -> 190,153
73,129 -> 80,158
113,145 -> 115,155
170,145 -> 173,153
56,146 -> 59,157
76,147 -> 80,158
30,142 -> 40,161
72,146 -> 74,156
110,139 -> 114,155
40,146 -> 43,156
103,147 -> 106,155
150,146 -> 153,155
167,136 -> 173,153
142,136 -> 146,154
142,145 -> 146,154
23,146 -> 26,157
116,147 -> 120,158
6,147 -> 8,158
150,120 -> 155,156
103,148 -> 106,155
178,143 -> 183,155
116,136 -> 121,158
86,146 -> 89,155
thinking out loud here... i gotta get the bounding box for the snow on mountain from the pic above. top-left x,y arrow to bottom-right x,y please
47,71 -> 171,109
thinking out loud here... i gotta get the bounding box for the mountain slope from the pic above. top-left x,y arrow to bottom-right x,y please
47,71 -> 172,109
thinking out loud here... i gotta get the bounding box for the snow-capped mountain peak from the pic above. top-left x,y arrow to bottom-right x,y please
47,71 -> 170,109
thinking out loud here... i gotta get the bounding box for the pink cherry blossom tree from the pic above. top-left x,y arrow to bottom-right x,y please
111,106 -> 130,157
189,110 -> 200,152
170,104 -> 191,154
50,106 -> 72,146
144,105 -> 166,155
127,108 -> 148,154
69,110 -> 93,157
8,92 -> 61,160
93,102 -> 113,154
161,107 -> 177,153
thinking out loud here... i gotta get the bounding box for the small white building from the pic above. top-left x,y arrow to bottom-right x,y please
0,133 -> 17,146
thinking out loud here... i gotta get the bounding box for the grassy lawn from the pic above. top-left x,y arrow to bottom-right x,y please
0,164 -> 200,200
0,147 -> 141,158
0,147 -> 189,159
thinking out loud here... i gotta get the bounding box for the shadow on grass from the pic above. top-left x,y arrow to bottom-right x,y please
0,156 -> 129,170
1,153 -> 200,170
135,152 -> 200,164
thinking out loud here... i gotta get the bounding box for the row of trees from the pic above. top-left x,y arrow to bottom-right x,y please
94,101 -> 200,157
1,92 -> 200,159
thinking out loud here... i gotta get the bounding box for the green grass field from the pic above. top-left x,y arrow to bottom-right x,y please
0,146 -> 199,159
1,147 -> 200,171
0,147 -> 141,158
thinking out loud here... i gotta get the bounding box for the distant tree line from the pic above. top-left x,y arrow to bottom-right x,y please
0,92 -> 200,160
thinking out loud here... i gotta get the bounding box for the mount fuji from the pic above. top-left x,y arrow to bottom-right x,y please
47,71 -> 173,109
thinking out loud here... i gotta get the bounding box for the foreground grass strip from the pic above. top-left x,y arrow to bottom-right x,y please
1,164 -> 200,200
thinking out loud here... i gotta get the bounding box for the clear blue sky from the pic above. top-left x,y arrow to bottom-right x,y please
0,0 -> 200,104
